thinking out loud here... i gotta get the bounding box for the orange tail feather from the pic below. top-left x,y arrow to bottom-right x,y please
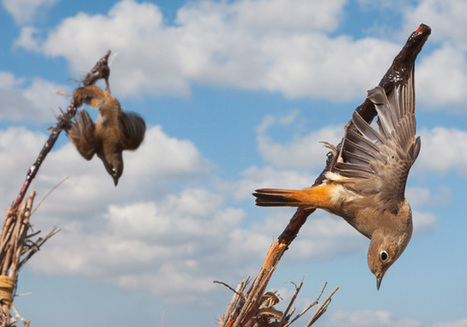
253,184 -> 334,209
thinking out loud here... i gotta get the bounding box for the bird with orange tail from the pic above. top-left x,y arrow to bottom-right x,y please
254,69 -> 420,290
67,84 -> 146,186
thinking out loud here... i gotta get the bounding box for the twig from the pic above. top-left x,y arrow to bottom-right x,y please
31,176 -> 69,215
305,286 -> 339,327
279,276 -> 305,325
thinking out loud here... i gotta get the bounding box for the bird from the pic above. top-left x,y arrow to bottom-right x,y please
253,71 -> 420,290
67,84 -> 146,186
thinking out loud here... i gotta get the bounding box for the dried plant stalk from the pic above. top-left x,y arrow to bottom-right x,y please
0,192 -> 60,326
0,51 -> 111,326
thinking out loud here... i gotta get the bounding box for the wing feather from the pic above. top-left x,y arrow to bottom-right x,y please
67,109 -> 97,160
329,70 -> 419,206
119,111 -> 146,150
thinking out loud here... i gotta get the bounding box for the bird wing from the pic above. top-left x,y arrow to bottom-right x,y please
67,109 -> 98,160
118,111 -> 146,150
331,70 -> 420,210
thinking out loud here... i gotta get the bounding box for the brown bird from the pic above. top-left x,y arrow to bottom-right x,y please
254,71 -> 420,290
67,85 -> 146,186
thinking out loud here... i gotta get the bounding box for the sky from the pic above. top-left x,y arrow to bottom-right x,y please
1,0 -> 467,326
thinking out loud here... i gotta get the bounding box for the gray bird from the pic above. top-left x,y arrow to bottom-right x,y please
254,70 -> 420,290
67,85 -> 146,186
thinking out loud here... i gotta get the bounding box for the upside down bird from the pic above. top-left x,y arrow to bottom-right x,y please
67,85 -> 146,186
254,69 -> 420,290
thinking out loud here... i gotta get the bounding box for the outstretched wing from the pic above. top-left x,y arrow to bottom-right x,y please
67,109 -> 98,160
332,70 -> 420,209
119,111 -> 146,150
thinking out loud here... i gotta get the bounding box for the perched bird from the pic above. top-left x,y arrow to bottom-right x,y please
253,71 -> 420,290
67,85 -> 146,186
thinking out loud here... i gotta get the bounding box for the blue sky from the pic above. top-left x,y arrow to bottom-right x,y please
1,0 -> 467,326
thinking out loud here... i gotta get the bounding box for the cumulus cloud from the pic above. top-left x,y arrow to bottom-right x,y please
2,0 -> 58,25
9,0 -> 467,108
14,0 -> 401,101
416,46 -> 467,109
402,0 -> 467,49
415,127 -> 467,176
0,123 -> 212,215
0,71 -> 69,123
256,111 -> 343,170
30,189 -> 257,302
0,125 -> 257,303
398,0 -> 467,110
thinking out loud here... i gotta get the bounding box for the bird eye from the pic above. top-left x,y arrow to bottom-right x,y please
380,251 -> 388,261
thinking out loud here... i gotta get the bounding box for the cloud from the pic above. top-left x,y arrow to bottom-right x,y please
0,71 -> 69,123
416,47 -> 467,110
0,127 -> 48,209
0,122 -> 212,216
397,0 -> 467,110
15,0 -> 402,102
432,319 -> 467,327
415,127 -> 467,176
324,311 -> 467,327
0,125 -> 258,303
256,111 -> 343,170
325,310 -> 422,327
29,189 -> 262,303
2,0 -> 58,25
10,0 -> 467,109
402,0 -> 467,49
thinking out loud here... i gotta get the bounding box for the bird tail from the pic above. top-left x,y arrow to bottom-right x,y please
253,188 -> 309,207
253,184 -> 335,209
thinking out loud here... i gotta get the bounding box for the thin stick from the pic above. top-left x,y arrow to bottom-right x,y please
31,176 -> 69,215
305,286 -> 340,327
279,276 -> 305,324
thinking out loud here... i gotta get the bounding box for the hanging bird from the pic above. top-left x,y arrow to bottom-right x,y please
254,70 -> 420,290
67,85 -> 146,186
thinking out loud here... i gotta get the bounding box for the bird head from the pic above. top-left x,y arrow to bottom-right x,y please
367,201 -> 413,290
99,150 -> 123,186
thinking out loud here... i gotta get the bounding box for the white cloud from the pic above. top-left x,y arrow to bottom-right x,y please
415,127 -> 467,176
406,186 -> 452,208
0,127 -> 48,209
125,125 -> 213,181
256,112 -> 343,170
398,0 -> 467,110
416,47 -> 467,110
433,319 -> 467,327
325,311 -> 467,327
402,0 -> 467,49
10,0 -> 467,108
15,0 -> 402,102
2,0 -> 58,25
325,310 -> 422,327
29,190 -> 260,302
0,125 -> 258,303
0,71 -> 69,123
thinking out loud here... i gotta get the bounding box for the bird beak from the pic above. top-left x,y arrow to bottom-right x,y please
376,273 -> 384,291
113,176 -> 119,186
